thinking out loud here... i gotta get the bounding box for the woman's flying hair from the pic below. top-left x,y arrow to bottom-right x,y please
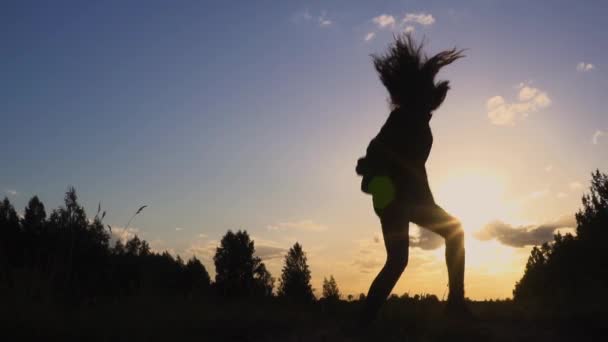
372,33 -> 465,112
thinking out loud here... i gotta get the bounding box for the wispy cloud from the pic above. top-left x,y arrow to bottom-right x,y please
372,14 -> 396,28
267,220 -> 328,232
545,165 -> 553,172
351,237 -> 386,273
364,12 -> 431,41
175,227 -> 184,231
5,190 -> 17,196
318,11 -> 332,27
592,130 -> 605,144
255,245 -> 287,260
293,9 -> 332,27
410,225 -> 444,250
487,82 -> 551,125
364,32 -> 376,41
569,181 -> 583,190
403,12 -> 435,25
351,236 -> 439,274
576,62 -> 595,72
186,239 -> 219,263
526,189 -> 551,200
109,226 -> 140,244
475,215 -> 576,248
292,9 -> 312,22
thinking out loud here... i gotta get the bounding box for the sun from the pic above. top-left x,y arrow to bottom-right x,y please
433,169 -> 514,235
432,169 -> 522,272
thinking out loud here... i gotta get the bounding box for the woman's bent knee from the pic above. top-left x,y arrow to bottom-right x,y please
441,218 -> 464,242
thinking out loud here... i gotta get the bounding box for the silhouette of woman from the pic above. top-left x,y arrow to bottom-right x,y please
356,34 -> 468,323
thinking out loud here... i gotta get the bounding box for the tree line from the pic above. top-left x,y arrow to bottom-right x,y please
2,169 -> 606,312
514,170 -> 608,314
0,188 -> 342,304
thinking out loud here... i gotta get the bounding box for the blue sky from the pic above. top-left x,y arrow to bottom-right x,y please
2,0 -> 607,298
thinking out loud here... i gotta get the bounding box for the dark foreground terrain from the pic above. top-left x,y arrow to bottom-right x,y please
3,295 -> 607,342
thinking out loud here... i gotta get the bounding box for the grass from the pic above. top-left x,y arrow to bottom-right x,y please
2,294 -> 606,341
0,296 -> 606,341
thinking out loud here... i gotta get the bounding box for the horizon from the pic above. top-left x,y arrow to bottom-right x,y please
2,0 -> 608,300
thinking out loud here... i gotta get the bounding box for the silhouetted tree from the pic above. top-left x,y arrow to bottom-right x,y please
23,196 -> 46,235
21,196 -> 48,268
126,235 -> 143,256
0,197 -> 21,270
113,240 -> 126,255
0,187 -> 220,302
278,242 -> 315,302
253,262 -> 275,297
514,170 -> 608,313
0,197 -> 20,229
184,256 -> 211,295
213,230 -> 273,297
322,275 -> 341,301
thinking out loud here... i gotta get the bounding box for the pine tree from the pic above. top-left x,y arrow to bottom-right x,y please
278,242 -> 315,302
322,275 -> 341,301
23,196 -> 46,235
514,170 -> 608,312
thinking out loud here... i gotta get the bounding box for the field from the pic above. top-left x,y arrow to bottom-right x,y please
4,295 -> 606,341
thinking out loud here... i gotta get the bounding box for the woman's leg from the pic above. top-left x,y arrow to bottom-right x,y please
410,204 -> 465,304
360,202 -> 410,325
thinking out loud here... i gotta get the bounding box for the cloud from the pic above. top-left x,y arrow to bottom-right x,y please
351,238 -> 385,273
545,165 -> 553,172
409,225 -> 444,250
576,62 -> 594,72
108,226 -> 140,244
372,14 -> 396,28
592,130 -> 605,144
569,181 -> 583,190
293,9 -> 332,27
526,189 -> 550,200
318,11 -> 332,27
487,83 -> 551,125
319,18 -> 332,26
292,9 -> 313,22
267,220 -> 328,232
147,238 -> 173,255
175,227 -> 183,231
365,12 -> 426,42
186,234 -> 287,268
403,12 -> 435,25
351,236 -> 440,274
186,239 -> 219,261
255,245 -> 287,260
364,32 -> 376,41
557,192 -> 567,199
5,190 -> 17,196
475,215 -> 576,248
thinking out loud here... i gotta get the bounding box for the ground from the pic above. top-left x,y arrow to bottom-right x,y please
3,296 -> 606,341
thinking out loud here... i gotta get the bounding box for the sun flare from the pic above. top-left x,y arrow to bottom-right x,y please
434,169 -> 514,234
431,169 -> 522,270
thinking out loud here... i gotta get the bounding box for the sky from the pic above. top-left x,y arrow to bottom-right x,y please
2,0 -> 607,300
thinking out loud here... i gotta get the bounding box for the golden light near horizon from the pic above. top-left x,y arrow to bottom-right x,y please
432,169 -> 522,271
434,169 -> 515,235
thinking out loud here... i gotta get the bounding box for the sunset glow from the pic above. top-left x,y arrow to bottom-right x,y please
3,1 -> 606,302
